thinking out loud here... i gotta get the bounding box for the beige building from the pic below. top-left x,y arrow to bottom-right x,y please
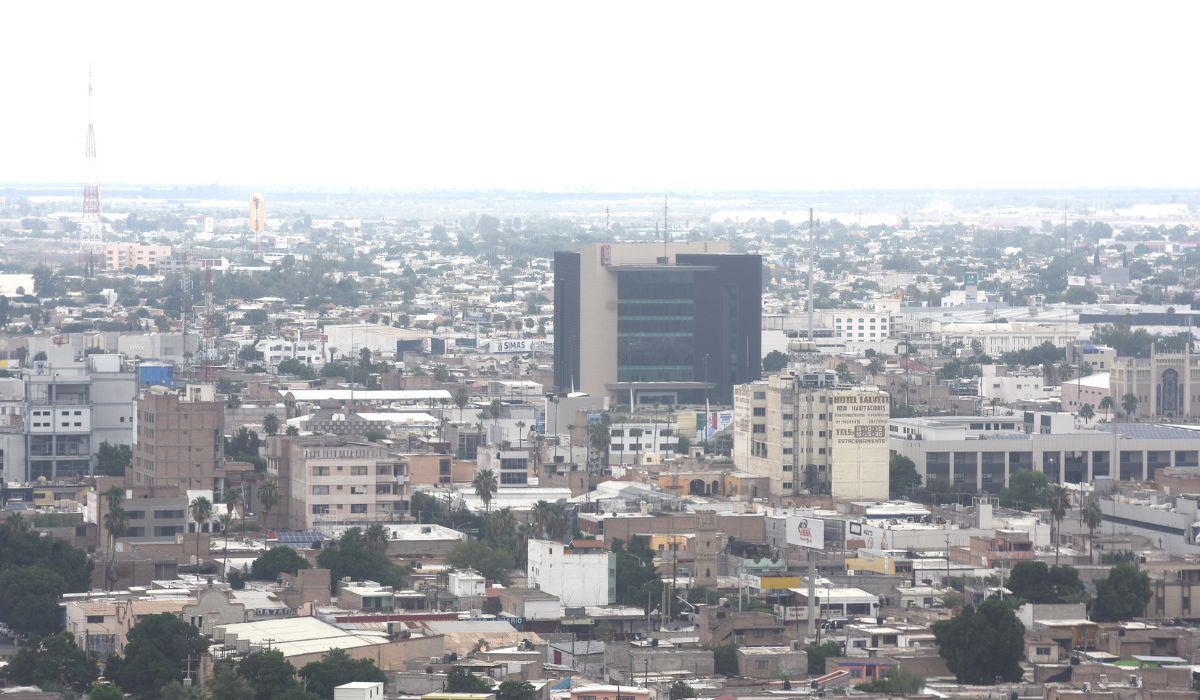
65,595 -> 194,657
104,243 -> 172,270
130,385 -> 225,496
1110,348 -> 1200,420
734,371 -> 889,500
276,435 -> 408,530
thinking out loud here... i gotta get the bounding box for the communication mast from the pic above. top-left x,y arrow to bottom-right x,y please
249,193 -> 265,256
80,65 -> 104,272
202,268 -> 217,384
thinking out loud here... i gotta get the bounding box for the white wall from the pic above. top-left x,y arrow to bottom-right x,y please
526,539 -> 614,606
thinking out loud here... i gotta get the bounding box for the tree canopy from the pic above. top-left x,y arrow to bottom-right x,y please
2,632 -> 99,692
0,565 -> 68,635
933,598 -> 1024,684
1093,563 -> 1152,621
1006,562 -> 1086,604
611,536 -> 662,608
297,649 -> 386,699
447,540 -> 515,585
250,546 -> 311,581
316,528 -> 408,593
889,453 -> 922,499
446,667 -> 495,693
105,613 -> 210,700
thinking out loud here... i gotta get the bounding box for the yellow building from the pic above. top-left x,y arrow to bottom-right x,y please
104,243 -> 172,270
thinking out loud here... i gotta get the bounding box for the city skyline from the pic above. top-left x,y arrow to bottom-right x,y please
3,1 -> 1199,192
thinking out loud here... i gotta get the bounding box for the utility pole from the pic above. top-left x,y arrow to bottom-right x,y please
806,548 -> 817,641
808,208 -> 815,343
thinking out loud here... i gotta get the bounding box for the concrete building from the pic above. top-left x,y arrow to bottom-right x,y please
938,322 -> 1084,356
734,371 -> 889,500
130,384 -> 224,496
526,539 -> 614,607
279,435 -> 407,530
978,365 -> 1052,405
607,420 -> 679,466
1110,348 -> 1200,420
255,337 -> 326,368
23,355 -> 137,481
104,243 -> 172,270
334,683 -> 383,700
890,414 -> 1200,489
553,242 -> 762,405
1061,372 -> 1110,415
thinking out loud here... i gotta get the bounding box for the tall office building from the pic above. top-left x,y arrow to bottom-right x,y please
553,242 -> 761,405
733,370 -> 890,500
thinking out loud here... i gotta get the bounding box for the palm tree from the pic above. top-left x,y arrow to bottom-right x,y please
262,414 -> 281,436
1079,403 -> 1095,425
1082,500 -> 1103,560
224,487 -> 245,540
257,479 -> 280,530
1057,362 -> 1074,385
473,468 -> 498,512
515,421 -> 526,448
489,399 -> 503,429
1099,396 -> 1114,422
1121,393 -> 1138,421
454,388 -> 469,422
989,397 -> 1001,416
1048,485 -> 1069,566
218,512 -> 236,579
867,357 -> 883,379
365,524 -> 388,554
102,485 -> 129,564
189,496 -> 213,565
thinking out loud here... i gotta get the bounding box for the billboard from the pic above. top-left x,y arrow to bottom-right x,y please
489,338 -> 534,354
785,515 -> 825,550
697,410 -> 734,440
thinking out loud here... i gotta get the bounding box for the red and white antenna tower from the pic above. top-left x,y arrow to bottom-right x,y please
80,65 -> 104,272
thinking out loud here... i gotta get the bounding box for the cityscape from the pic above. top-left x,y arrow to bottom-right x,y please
3,3 -> 1200,700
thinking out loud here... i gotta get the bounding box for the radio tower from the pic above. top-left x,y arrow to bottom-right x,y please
80,65 -> 103,273
202,269 -> 217,384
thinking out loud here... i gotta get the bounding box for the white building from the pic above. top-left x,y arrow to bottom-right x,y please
734,372 -> 890,500
939,322 -> 1084,357
526,539 -> 614,607
608,421 -> 679,466
334,683 -> 384,700
978,365 -> 1053,405
255,338 -> 326,367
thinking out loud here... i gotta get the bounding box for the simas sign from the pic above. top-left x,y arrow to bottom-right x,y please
785,515 -> 825,550
489,339 -> 534,354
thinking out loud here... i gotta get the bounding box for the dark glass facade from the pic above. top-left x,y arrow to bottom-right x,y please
553,248 -> 762,403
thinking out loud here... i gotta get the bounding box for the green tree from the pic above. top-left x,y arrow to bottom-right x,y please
1093,563 -> 1152,621
1047,484 -> 1070,565
189,496 -> 213,564
529,500 -> 569,541
159,681 -> 206,700
95,442 -> 132,477
889,453 -> 922,499
209,665 -> 256,700
1001,469 -> 1050,509
496,681 -> 536,700
249,546 -> 311,581
90,682 -> 126,700
1099,396 -> 1114,421
316,528 -> 408,593
1078,403 -> 1095,424
711,643 -> 738,676
610,536 -> 662,608
855,667 -> 925,694
805,641 -> 844,674
1121,392 -> 1138,419
932,598 -> 1024,684
447,540 -> 515,584
1005,562 -> 1085,603
1083,500 -> 1104,556
224,487 -> 245,540
446,667 -> 495,693
453,387 -> 470,421
297,649 -> 386,699
105,613 -> 210,699
0,513 -> 92,591
258,479 -> 280,528
668,681 -> 697,700
761,350 -> 788,373
0,565 -> 67,635
262,413 -> 281,436
2,632 -> 99,692
473,468 -> 498,512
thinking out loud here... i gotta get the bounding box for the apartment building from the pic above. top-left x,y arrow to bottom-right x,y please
607,420 -> 679,466
527,538 -> 615,606
254,337 -> 326,368
280,435 -> 408,530
130,384 -> 224,496
24,354 -> 137,481
734,371 -> 889,500
104,243 -> 172,271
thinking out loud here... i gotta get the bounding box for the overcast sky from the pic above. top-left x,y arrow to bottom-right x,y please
2,1 -> 1197,192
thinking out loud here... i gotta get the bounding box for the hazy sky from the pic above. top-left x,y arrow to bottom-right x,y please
2,1 -> 1198,192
